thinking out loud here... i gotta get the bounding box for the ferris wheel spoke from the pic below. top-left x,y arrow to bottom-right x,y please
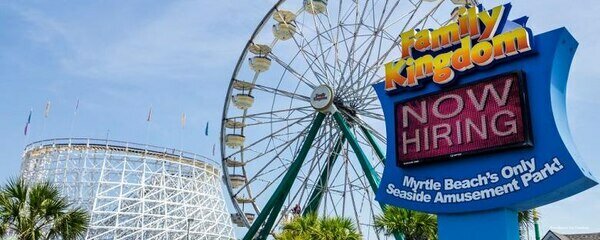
244,115 -> 313,127
355,109 -> 385,121
245,130 -> 310,159
248,121 -> 325,208
354,0 -> 426,89
287,131 -> 336,214
291,25 -> 330,77
242,129 -> 307,166
303,133 -> 344,215
233,127 -> 314,197
347,164 -> 364,236
340,76 -> 381,100
335,0 -> 371,94
306,13 -> 336,82
268,52 -> 323,88
292,34 -> 367,86
382,1 -> 420,31
351,0 -> 403,94
234,161 -> 287,198
226,113 -> 314,158
345,115 -> 386,145
272,138 -> 333,234
299,120 -> 337,199
294,15 -> 342,83
252,83 -> 311,102
343,0 -> 390,85
290,34 -> 333,85
355,131 -> 386,170
228,106 -> 312,121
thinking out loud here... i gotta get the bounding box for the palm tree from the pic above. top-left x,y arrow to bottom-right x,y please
374,206 -> 438,240
275,213 -> 361,240
0,178 -> 89,240
518,209 -> 537,240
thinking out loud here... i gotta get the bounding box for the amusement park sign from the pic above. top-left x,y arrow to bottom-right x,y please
374,3 -> 597,240
384,4 -> 531,91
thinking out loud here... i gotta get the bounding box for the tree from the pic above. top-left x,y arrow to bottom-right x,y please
518,209 -> 538,240
374,206 -> 438,240
0,178 -> 89,240
275,213 -> 361,240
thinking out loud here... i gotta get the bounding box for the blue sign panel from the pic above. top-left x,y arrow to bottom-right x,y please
374,20 -> 597,215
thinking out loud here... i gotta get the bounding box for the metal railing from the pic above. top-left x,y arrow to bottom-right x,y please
24,138 -> 220,168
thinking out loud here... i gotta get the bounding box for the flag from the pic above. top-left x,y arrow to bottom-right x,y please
181,113 -> 186,128
205,122 -> 209,136
24,110 -> 32,135
75,99 -> 80,112
147,107 -> 153,122
44,101 -> 51,118
212,144 -> 216,156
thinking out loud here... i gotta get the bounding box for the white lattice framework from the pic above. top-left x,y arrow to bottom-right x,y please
21,138 -> 235,240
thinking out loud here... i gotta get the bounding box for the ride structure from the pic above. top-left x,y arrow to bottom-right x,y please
220,0 -> 476,238
21,138 -> 235,240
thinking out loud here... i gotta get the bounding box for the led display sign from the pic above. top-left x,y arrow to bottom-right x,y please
396,72 -> 531,166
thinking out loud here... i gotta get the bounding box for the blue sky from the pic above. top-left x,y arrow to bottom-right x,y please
0,0 -> 599,237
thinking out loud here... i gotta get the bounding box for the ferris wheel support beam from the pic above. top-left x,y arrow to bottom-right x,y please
243,112 -> 327,240
332,111 -> 380,192
303,135 -> 346,216
333,111 -> 405,240
359,125 -> 386,163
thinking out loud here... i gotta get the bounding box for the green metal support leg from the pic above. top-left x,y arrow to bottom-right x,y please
359,126 -> 385,163
334,112 -> 405,240
243,112 -> 326,240
333,112 -> 380,192
303,136 -> 346,216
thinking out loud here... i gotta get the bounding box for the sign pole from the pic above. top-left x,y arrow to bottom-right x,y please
438,209 -> 519,240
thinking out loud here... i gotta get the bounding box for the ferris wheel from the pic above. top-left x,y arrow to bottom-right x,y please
220,0 -> 473,239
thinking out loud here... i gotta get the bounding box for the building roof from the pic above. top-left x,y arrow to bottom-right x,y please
543,230 -> 600,240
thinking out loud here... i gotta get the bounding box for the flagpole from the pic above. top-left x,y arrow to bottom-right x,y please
42,101 -> 50,140
24,109 -> 33,146
69,98 -> 80,137
145,106 -> 153,147
179,112 -> 186,151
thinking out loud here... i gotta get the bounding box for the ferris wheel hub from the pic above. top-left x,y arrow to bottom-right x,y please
310,85 -> 335,112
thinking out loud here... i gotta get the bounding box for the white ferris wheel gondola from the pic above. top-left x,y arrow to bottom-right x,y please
248,43 -> 272,56
224,119 -> 246,129
225,134 -> 245,148
249,56 -> 272,72
272,22 -> 296,41
229,174 -> 247,188
231,213 -> 256,227
232,93 -> 255,110
232,80 -> 255,91
225,157 -> 245,167
303,0 -> 327,15
272,10 -> 297,41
